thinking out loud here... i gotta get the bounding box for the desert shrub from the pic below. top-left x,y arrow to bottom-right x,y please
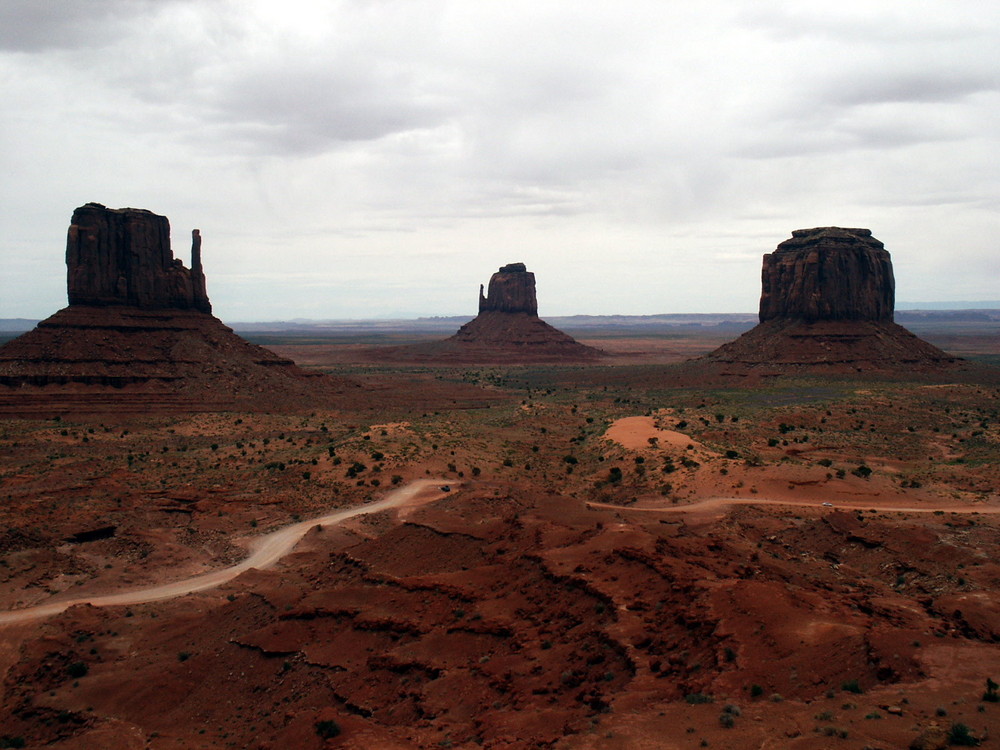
725,450 -> 739,459
749,684 -> 763,698
67,662 -> 88,679
817,458 -> 833,467
851,465 -> 872,479
608,467 -> 623,483
983,677 -> 999,702
345,461 -> 366,478
371,451 -> 384,461
948,722 -> 981,746
841,679 -> 862,694
684,693 -> 712,704
719,712 -> 735,728
816,726 -> 849,739
315,720 -> 341,739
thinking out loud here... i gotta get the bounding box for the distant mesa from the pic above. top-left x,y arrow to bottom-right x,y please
701,227 -> 961,373
370,262 -> 602,363
0,203 -> 354,414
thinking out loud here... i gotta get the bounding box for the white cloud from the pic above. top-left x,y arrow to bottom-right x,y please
1,1 -> 998,320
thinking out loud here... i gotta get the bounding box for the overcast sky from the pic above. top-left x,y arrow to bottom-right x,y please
1,0 -> 997,321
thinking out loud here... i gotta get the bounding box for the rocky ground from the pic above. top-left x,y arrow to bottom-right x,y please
1,344 -> 999,749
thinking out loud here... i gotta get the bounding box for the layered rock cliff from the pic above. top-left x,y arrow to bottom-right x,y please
66,203 -> 211,313
368,262 -> 601,363
759,227 -> 894,323
0,204 -> 356,413
702,228 -> 959,374
478,263 -> 538,315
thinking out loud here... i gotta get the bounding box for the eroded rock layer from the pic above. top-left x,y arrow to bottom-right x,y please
67,203 -> 211,313
478,262 -> 538,315
0,306 -> 354,414
703,228 -> 959,373
760,227 -> 894,323
0,204 -> 356,413
368,262 -> 601,363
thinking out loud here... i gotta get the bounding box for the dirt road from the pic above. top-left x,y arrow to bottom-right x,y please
587,496 -> 1000,516
3,483 -> 994,626
0,479 -> 451,626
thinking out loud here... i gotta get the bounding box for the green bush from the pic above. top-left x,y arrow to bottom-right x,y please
841,679 -> 862,694
948,722 -> 981,746
983,677 -> 999,702
684,693 -> 713,704
851,465 -> 872,479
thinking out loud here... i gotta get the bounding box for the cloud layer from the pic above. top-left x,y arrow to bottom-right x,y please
2,0 -> 998,319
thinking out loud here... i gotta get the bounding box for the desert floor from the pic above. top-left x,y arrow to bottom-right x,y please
1,327 -> 999,749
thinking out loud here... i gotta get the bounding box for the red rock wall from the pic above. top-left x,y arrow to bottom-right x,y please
758,227 -> 894,323
478,263 -> 538,315
66,203 -> 212,313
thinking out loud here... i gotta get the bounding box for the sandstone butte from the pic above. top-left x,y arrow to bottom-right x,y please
0,203 -> 355,415
701,227 -> 961,373
369,262 -> 602,363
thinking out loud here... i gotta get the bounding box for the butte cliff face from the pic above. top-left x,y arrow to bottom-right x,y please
369,263 -> 601,363
0,204 -> 353,414
759,227 -> 894,324
478,263 -> 538,315
66,203 -> 212,313
447,263 -> 600,360
702,228 -> 958,373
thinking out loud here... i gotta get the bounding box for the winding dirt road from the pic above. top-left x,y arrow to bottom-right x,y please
0,479 -> 451,626
587,495 -> 1000,516
3,483 -> 996,627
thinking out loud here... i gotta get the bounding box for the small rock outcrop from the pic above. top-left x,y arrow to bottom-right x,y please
0,204 -> 355,414
368,263 -> 601,363
478,263 -> 538,315
702,228 -> 959,374
67,203 -> 212,313
759,227 -> 894,323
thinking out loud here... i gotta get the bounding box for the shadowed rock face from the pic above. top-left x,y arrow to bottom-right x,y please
0,203 -> 360,413
759,227 -> 894,323
366,262 -> 600,362
478,263 -> 538,315
66,203 -> 211,313
700,228 -> 959,373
